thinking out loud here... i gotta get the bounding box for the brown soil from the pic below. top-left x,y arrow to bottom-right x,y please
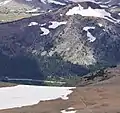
1,76 -> 120,113
0,82 -> 16,88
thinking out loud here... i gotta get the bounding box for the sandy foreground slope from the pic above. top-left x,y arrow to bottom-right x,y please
0,82 -> 16,88
1,76 -> 120,113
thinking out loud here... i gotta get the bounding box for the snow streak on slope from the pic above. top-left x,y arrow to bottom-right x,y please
49,21 -> 67,29
41,0 -> 66,5
0,0 -> 12,6
28,22 -> 39,26
0,85 -> 75,110
83,26 -> 96,42
68,0 -> 95,2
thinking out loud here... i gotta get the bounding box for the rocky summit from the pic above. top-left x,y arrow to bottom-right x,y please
0,0 -> 120,80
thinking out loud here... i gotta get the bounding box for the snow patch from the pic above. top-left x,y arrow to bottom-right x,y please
28,22 -> 38,26
98,23 -> 103,27
41,51 -> 47,56
26,8 -> 40,13
32,13 -> 41,16
60,14 -> 63,16
68,107 -> 75,110
83,26 -> 95,31
40,27 -> 50,36
68,0 -> 95,2
61,108 -> 77,113
49,21 -> 67,29
26,0 -> 32,1
0,85 -> 75,110
40,23 -> 46,26
83,26 -> 96,42
99,4 -> 109,8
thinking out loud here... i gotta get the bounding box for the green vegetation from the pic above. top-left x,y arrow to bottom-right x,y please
45,75 -> 82,86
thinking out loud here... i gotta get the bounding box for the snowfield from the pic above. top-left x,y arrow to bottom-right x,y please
0,85 -> 75,110
66,4 -> 120,23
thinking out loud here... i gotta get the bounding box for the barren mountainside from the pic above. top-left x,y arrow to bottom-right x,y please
0,0 -> 120,80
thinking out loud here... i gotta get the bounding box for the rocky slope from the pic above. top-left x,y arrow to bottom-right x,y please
0,0 -> 120,79
65,66 -> 119,86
